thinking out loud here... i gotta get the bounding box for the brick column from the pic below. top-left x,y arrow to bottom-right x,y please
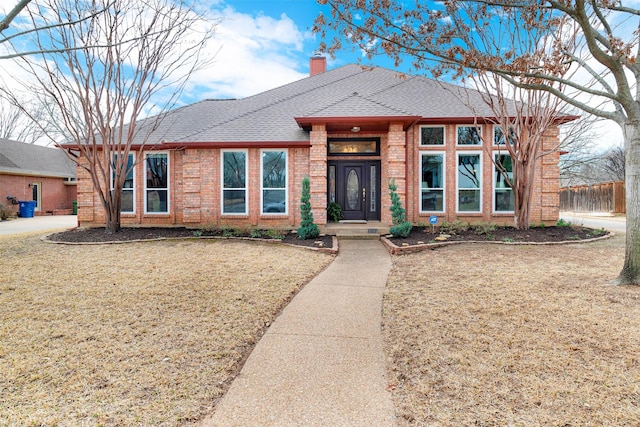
384,122 -> 407,225
182,149 -> 202,223
76,156 -> 95,224
309,124 -> 327,225
540,126 -> 561,222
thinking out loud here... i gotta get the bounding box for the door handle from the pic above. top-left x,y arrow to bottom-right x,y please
362,187 -> 366,203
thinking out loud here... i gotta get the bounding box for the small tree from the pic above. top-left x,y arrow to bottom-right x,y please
388,179 -> 412,238
297,177 -> 320,240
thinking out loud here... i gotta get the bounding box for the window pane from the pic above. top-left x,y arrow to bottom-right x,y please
329,165 -> 336,203
421,127 -> 444,145
262,151 -> 286,188
458,126 -> 481,145
223,190 -> 246,213
422,154 -> 443,189
122,190 -> 134,212
223,152 -> 246,189
146,154 -> 167,189
370,165 -> 376,212
422,190 -> 444,211
495,189 -> 514,211
495,155 -> 513,188
328,140 -> 378,154
494,126 -> 516,145
458,155 -> 481,189
459,189 -> 481,211
147,190 -> 168,213
263,190 -> 286,213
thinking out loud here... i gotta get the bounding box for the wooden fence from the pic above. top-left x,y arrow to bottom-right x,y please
559,181 -> 626,214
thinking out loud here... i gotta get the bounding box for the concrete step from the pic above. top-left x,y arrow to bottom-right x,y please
322,221 -> 390,239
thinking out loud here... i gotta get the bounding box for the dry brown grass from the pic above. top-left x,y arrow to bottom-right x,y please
0,233 -> 332,426
383,235 -> 640,426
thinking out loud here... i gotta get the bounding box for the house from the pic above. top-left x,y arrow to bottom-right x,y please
75,58 -> 562,230
0,138 -> 77,216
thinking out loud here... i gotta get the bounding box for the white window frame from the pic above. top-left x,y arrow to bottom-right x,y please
419,151 -> 446,213
111,153 -> 135,214
419,125 -> 446,146
221,149 -> 249,215
260,149 -> 288,215
456,124 -> 483,146
493,153 -> 515,213
144,151 -> 170,214
456,152 -> 482,213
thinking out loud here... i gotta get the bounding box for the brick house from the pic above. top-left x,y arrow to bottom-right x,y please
0,138 -> 77,216
75,59 -> 563,229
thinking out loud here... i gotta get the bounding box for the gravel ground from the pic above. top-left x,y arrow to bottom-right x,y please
0,233 -> 332,426
383,234 -> 640,425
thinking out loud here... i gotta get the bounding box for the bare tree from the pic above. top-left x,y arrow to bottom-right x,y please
0,97 -> 48,143
6,0 -> 216,233
315,0 -> 640,285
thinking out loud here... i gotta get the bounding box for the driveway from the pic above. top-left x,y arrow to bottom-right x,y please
560,211 -> 626,234
0,215 -> 78,236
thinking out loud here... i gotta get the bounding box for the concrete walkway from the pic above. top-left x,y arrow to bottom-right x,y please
201,239 -> 396,427
0,215 -> 77,236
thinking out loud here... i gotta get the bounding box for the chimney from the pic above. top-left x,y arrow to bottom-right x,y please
310,55 -> 326,76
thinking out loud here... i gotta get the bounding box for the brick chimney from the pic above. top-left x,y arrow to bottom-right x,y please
310,55 -> 326,76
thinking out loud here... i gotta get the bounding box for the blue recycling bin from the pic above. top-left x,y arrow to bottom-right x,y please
18,201 -> 37,218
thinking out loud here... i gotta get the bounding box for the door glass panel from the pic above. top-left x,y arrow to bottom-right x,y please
370,165 -> 376,212
346,169 -> 359,209
329,165 -> 336,203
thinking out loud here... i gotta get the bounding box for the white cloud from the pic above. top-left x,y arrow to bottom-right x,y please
182,5 -> 310,101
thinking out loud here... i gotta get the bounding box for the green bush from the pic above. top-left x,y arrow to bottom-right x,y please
327,202 -> 343,222
297,177 -> 320,240
474,222 -> 497,235
556,218 -> 572,227
264,229 -> 285,240
441,220 -> 470,234
388,179 -> 412,238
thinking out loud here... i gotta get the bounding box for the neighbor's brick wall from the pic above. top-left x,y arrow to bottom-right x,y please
0,174 -> 75,215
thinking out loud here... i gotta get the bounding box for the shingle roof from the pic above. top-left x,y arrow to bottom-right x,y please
126,64 -> 506,145
0,138 -> 76,178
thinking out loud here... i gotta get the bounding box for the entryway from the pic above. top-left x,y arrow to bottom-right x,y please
328,160 -> 381,221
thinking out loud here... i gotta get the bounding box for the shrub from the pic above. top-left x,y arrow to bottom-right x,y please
264,229 -> 285,240
0,204 -> 13,220
297,177 -> 320,240
327,202 -> 343,222
441,220 -> 470,234
388,179 -> 412,238
556,218 -> 572,227
474,222 -> 497,235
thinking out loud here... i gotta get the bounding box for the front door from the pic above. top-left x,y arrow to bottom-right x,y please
329,161 -> 380,221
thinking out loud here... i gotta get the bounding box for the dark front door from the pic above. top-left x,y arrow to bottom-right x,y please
329,161 -> 380,221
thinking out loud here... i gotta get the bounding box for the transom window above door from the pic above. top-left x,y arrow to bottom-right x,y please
328,138 -> 380,156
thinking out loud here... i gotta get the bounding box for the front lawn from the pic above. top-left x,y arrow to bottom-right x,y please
0,234 -> 332,426
383,235 -> 640,425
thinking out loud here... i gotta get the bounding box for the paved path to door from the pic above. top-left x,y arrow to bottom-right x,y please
0,215 -> 77,236
201,239 -> 396,427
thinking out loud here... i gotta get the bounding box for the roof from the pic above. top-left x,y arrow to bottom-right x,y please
78,64 -> 518,147
0,138 -> 76,178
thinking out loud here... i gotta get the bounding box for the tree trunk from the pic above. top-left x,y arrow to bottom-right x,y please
104,189 -> 122,234
617,120 -> 640,285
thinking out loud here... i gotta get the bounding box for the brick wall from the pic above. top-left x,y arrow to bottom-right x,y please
1,174 -> 76,215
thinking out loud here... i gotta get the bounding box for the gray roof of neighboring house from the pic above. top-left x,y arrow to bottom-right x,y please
122,64 -> 508,145
0,138 -> 76,178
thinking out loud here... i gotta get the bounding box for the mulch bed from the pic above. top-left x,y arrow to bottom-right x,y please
48,226 -> 335,250
386,224 -> 610,246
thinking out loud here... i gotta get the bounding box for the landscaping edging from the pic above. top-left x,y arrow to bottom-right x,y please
41,231 -> 339,254
380,232 -> 614,255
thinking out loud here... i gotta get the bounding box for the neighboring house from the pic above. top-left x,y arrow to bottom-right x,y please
75,58 -> 563,229
0,138 -> 77,215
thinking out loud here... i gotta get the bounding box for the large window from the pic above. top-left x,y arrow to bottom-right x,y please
457,153 -> 482,212
261,150 -> 287,214
420,153 -> 445,212
222,150 -> 248,214
111,153 -> 135,213
494,154 -> 514,212
457,125 -> 482,145
420,126 -> 445,146
145,152 -> 169,214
